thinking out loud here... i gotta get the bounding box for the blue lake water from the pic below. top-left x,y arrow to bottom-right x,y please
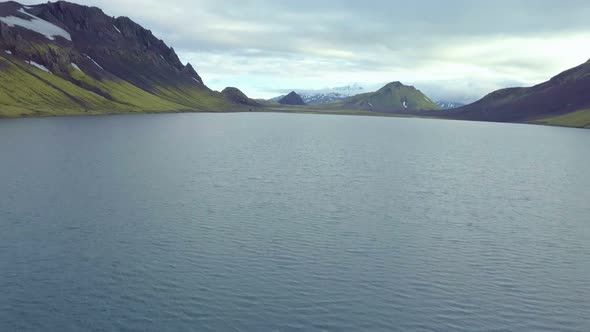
1,113 -> 589,331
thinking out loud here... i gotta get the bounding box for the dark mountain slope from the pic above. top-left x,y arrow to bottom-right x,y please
0,1 -> 245,117
279,91 -> 305,105
441,59 -> 590,123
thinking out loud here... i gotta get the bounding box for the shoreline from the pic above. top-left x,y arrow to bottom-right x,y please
0,106 -> 588,130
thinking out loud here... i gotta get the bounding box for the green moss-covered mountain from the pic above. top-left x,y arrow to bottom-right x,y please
221,87 -> 259,107
0,1 -> 257,117
536,109 -> 590,128
342,82 -> 440,112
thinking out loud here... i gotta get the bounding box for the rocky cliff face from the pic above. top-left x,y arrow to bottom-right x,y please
0,1 -> 253,117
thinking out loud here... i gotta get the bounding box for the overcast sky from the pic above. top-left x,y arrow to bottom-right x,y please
22,0 -> 590,101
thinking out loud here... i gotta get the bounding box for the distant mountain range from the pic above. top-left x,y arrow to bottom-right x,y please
270,84 -> 366,104
271,82 -> 441,112
0,1 -> 256,117
0,1 -> 588,127
436,101 -> 465,109
300,84 -> 368,104
271,84 -> 464,110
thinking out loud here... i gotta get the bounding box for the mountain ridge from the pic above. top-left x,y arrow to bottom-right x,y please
437,59 -> 590,124
0,0 -> 256,117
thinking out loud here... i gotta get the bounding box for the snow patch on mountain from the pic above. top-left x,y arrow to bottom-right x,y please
436,101 -> 466,109
272,84 -> 378,104
71,63 -> 81,71
26,60 -> 50,73
83,54 -> 104,70
0,8 -> 72,41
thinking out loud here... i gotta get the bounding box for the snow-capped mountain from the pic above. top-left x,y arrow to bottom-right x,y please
271,84 -> 375,104
271,84 -> 468,109
436,101 -> 466,109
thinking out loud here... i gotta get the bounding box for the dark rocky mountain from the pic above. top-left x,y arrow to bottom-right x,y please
278,91 -> 305,105
440,59 -> 590,123
221,87 -> 259,107
0,1 -> 253,117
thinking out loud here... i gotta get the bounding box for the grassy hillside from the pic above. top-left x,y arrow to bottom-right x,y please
0,55 -> 241,117
535,109 -> 590,128
221,87 -> 260,107
343,82 -> 440,112
0,57 -> 129,117
69,66 -> 187,111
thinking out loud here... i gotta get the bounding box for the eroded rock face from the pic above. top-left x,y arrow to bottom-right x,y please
0,1 -> 204,90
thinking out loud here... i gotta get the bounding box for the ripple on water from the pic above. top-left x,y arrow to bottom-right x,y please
0,113 -> 589,331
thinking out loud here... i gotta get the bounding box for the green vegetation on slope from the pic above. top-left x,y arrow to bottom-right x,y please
152,85 -> 236,111
0,55 -> 245,117
0,57 -> 132,117
535,109 -> 590,128
343,82 -> 440,111
221,87 -> 260,107
69,67 -> 187,111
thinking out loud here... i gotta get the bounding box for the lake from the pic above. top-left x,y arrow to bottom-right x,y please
1,113 -> 589,331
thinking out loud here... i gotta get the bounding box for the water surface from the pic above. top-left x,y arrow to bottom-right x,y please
1,113 -> 589,331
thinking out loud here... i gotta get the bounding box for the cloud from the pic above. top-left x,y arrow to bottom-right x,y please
20,0 -> 590,101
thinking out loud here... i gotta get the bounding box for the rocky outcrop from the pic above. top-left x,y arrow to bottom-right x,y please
278,91 -> 305,105
221,87 -> 259,107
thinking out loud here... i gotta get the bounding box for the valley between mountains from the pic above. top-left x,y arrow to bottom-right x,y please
1,1 -> 589,128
